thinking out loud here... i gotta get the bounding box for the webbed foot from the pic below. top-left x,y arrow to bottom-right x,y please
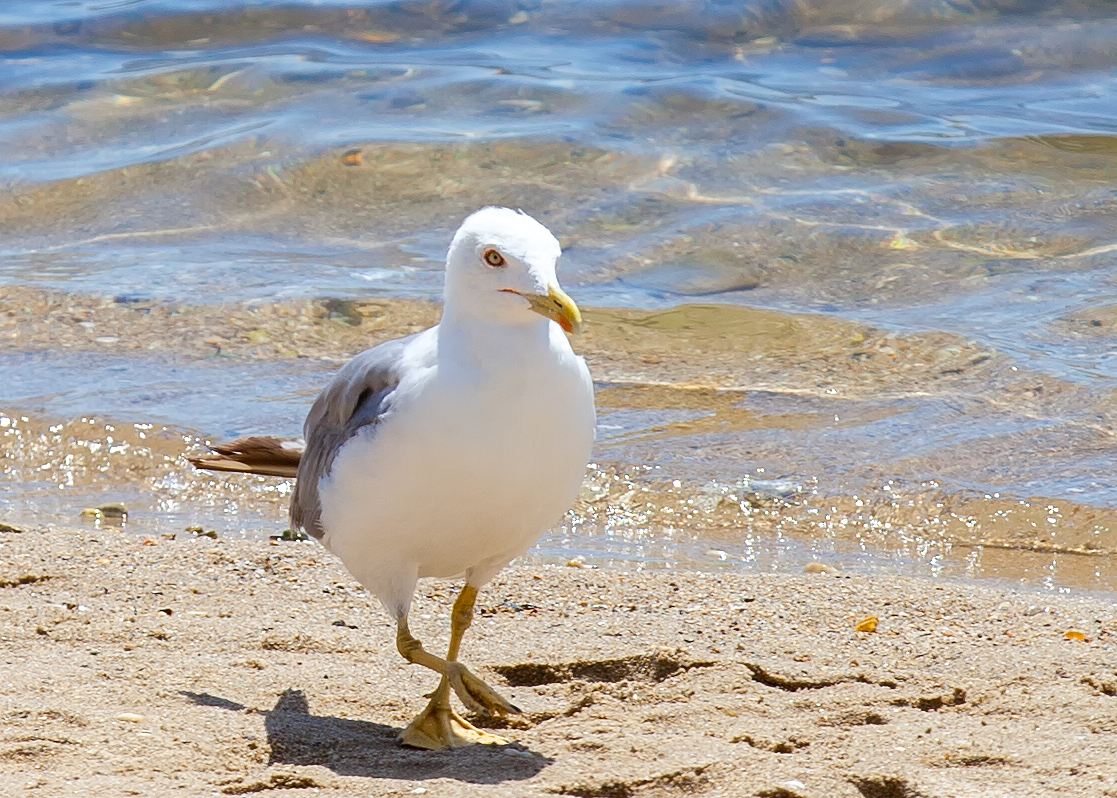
399,681 -> 511,750
445,661 -> 520,716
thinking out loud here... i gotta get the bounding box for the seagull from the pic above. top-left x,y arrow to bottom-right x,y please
192,207 -> 596,750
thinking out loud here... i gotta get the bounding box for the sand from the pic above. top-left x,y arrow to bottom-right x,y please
2,524 -> 1115,798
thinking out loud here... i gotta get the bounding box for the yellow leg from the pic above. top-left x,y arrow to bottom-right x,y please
397,584 -> 519,750
446,584 -> 477,661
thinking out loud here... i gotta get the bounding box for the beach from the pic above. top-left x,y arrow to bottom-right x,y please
2,524 -> 1115,797
4,2 -> 1117,795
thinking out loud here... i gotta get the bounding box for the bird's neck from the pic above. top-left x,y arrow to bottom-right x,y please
437,305 -> 552,371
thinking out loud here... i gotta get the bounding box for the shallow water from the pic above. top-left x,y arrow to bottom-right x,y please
2,0 -> 1117,593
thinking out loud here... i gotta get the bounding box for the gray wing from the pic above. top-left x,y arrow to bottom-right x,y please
289,334 -> 417,538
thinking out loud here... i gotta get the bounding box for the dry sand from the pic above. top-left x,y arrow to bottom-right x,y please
2,524 -> 1115,798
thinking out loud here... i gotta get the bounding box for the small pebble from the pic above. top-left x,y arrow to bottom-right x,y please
855,616 -> 879,633
99,503 -> 127,516
804,563 -> 840,575
116,712 -> 144,723
80,503 -> 128,524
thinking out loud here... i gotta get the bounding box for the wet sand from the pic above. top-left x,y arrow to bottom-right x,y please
2,524 -> 1116,797
4,285 -> 1117,591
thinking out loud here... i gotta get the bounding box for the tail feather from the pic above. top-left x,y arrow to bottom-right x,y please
188,435 -> 303,478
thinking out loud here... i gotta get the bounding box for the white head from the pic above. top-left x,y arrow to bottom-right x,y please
442,207 -> 581,334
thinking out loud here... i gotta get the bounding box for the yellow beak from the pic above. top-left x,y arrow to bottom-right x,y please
501,283 -> 583,334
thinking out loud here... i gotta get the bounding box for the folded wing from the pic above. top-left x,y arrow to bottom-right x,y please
289,335 -> 414,539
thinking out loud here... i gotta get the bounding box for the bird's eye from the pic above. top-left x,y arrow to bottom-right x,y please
483,249 -> 506,267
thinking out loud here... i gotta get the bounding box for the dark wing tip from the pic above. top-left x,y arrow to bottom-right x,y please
190,435 -> 303,479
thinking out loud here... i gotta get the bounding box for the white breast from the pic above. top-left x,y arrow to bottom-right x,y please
317,326 -> 595,615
